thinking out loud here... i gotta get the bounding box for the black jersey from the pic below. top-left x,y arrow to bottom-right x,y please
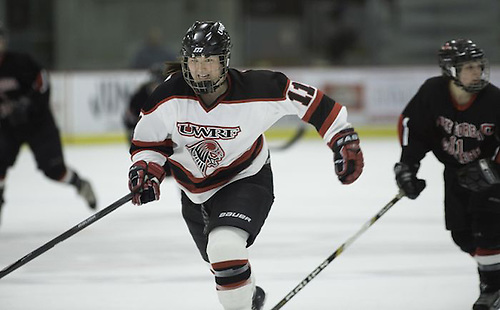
0,51 -> 50,128
124,81 -> 157,130
398,76 -> 500,168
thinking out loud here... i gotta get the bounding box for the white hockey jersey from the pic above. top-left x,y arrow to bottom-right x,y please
131,68 -> 352,203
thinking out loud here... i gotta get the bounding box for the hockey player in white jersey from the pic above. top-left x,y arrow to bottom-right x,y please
127,20 -> 364,310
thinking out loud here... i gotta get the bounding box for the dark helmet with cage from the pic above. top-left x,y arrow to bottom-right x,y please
438,39 -> 489,93
180,21 -> 231,94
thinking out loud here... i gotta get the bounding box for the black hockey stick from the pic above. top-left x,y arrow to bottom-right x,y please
0,192 -> 133,280
269,125 -> 307,151
271,191 -> 405,310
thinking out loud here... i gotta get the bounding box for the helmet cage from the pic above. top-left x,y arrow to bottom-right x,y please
181,53 -> 230,94
450,59 -> 490,93
438,39 -> 489,93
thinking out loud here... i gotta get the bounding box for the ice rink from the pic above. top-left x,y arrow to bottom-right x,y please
0,137 -> 479,310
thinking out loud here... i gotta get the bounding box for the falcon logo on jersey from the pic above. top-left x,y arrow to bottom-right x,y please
186,139 -> 225,176
177,122 -> 241,139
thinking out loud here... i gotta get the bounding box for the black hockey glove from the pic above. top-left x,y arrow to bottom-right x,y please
456,159 -> 500,192
128,160 -> 166,205
330,128 -> 364,184
394,162 -> 426,199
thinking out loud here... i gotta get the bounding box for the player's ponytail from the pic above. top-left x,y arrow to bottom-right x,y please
164,62 -> 182,77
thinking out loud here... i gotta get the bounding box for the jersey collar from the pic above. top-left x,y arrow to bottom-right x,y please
197,73 -> 232,112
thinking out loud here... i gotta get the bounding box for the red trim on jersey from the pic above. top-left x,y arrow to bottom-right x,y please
222,97 -> 288,104
131,139 -> 173,147
476,248 -> 500,256
450,91 -> 477,111
318,102 -> 342,137
222,79 -> 290,104
33,72 -> 45,92
168,136 -> 264,193
301,90 -> 324,123
129,148 -> 171,160
142,76 -> 291,113
142,95 -> 197,115
130,139 -> 173,159
197,74 -> 232,112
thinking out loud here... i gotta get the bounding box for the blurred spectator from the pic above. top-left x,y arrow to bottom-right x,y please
130,27 -> 177,69
326,0 -> 363,64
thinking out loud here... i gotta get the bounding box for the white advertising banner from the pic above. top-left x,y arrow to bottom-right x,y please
49,67 -> 500,137
51,71 -> 148,135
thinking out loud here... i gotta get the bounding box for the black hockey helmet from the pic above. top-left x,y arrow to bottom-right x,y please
180,21 -> 231,94
438,39 -> 489,93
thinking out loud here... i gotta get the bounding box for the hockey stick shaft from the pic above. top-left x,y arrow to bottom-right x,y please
0,192 -> 133,280
271,125 -> 307,151
271,191 -> 405,310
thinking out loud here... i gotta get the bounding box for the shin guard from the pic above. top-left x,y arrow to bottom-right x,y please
208,227 -> 254,310
475,248 -> 500,291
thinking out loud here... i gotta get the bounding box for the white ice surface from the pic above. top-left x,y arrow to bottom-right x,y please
0,138 -> 478,310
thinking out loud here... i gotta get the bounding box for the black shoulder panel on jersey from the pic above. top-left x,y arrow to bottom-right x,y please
480,82 -> 500,98
1,52 -> 41,82
141,72 -> 195,113
407,76 -> 448,111
422,76 -> 448,89
226,68 -> 289,102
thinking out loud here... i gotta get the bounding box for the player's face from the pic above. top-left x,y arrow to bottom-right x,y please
187,55 -> 223,84
458,60 -> 484,87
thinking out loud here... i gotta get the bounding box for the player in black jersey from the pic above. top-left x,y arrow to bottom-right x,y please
394,39 -> 500,310
127,21 -> 364,310
0,23 -> 97,224
123,62 -> 165,144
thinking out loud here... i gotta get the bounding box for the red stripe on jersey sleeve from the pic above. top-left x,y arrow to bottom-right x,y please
130,139 -> 173,159
301,90 -> 324,123
33,71 -> 48,93
318,102 -> 342,138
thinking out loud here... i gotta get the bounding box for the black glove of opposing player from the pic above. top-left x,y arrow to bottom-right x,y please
394,162 -> 426,199
456,159 -> 500,192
